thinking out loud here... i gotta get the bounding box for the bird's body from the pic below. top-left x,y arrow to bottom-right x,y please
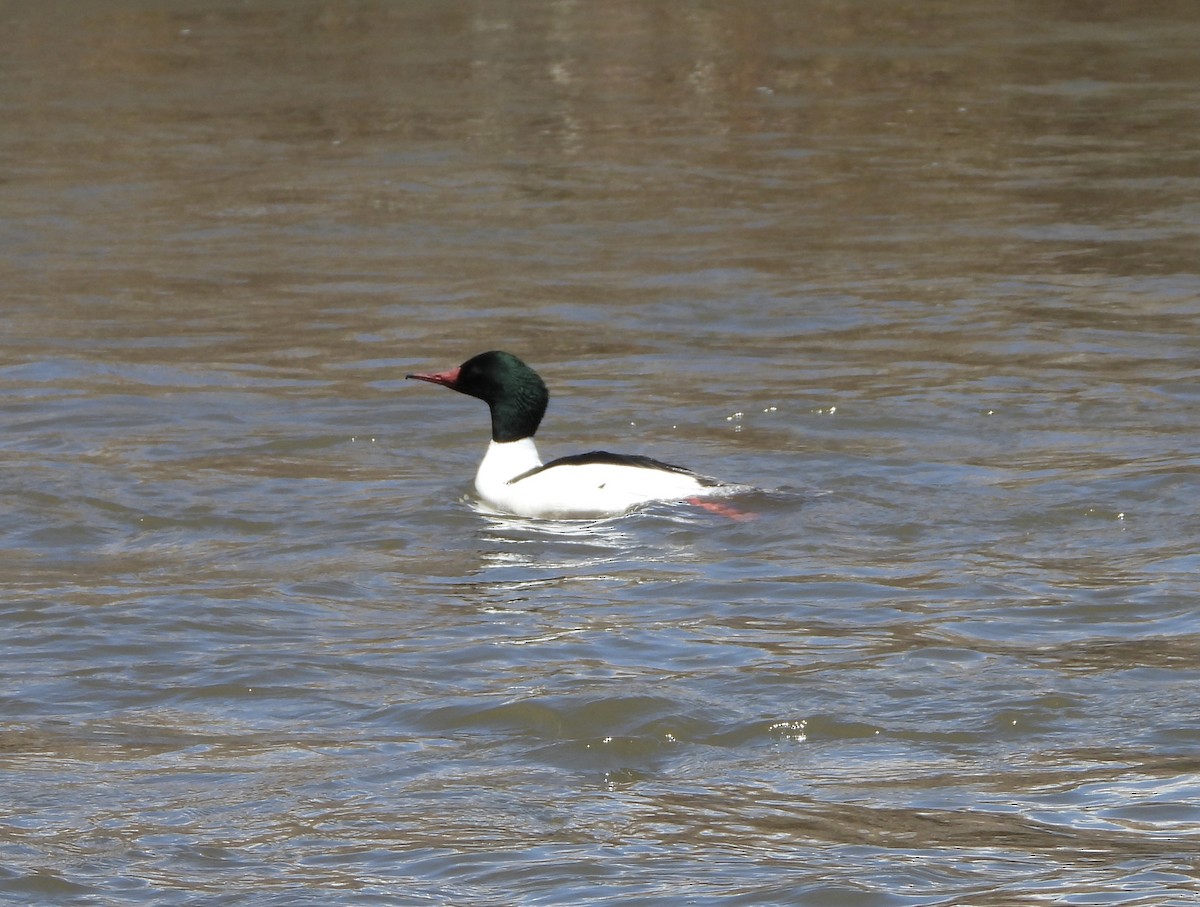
407,351 -> 744,519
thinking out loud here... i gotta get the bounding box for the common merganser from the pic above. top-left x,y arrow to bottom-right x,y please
407,350 -> 745,519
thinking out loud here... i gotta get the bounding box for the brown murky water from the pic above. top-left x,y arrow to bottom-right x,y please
3,2 -> 1200,904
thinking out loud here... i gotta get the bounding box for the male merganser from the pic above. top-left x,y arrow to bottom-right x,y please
407,350 -> 744,519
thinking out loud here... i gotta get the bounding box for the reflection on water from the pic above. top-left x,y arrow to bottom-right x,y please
474,510 -> 640,581
3,0 -> 1200,904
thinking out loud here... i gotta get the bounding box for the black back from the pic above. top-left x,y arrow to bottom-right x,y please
508,450 -> 721,486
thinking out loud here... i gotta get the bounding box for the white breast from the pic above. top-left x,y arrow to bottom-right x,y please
474,438 -> 542,506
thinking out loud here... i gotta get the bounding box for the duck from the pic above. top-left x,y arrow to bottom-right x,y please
407,350 -> 746,519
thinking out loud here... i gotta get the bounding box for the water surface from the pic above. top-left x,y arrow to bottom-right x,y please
3,2 -> 1200,904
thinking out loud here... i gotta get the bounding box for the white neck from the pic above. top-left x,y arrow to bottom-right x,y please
475,437 -> 542,502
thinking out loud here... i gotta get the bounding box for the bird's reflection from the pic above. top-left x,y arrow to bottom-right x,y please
467,498 -> 708,589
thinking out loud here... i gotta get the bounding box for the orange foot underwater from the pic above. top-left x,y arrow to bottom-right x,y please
686,497 -> 757,521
